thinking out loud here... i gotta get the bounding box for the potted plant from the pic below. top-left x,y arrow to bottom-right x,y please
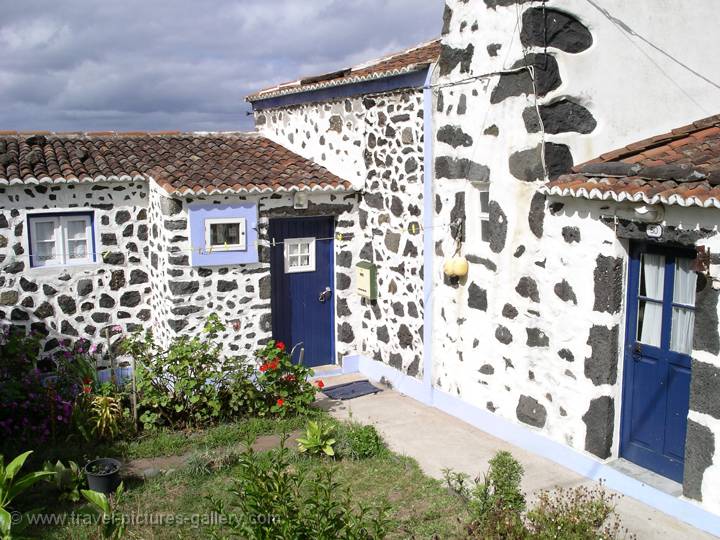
84,458 -> 121,494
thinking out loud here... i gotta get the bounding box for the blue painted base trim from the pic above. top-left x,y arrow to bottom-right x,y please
341,353 -> 720,537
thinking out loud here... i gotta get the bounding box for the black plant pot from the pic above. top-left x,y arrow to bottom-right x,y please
84,458 -> 121,494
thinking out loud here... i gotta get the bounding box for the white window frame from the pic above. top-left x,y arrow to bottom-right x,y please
284,237 -> 316,274
204,217 -> 247,252
29,213 -> 94,268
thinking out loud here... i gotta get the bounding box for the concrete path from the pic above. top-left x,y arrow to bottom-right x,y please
319,374 -> 716,540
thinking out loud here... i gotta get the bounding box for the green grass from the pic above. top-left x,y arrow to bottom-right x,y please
12,413 -> 467,539
31,455 -> 466,539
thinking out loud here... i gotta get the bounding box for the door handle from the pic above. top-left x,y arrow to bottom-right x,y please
318,287 -> 332,303
633,343 -> 642,356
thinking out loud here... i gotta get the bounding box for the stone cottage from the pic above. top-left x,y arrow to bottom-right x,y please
0,133 -> 356,363
3,0 -> 720,534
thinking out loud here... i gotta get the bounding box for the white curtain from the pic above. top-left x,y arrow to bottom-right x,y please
671,258 -> 697,355
640,254 -> 664,347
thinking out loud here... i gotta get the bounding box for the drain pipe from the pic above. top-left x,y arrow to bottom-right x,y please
422,64 -> 435,402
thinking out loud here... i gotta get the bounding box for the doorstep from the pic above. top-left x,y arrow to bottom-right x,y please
609,458 -> 683,498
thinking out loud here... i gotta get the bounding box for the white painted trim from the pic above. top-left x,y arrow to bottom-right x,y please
204,217 -> 247,251
28,214 -> 94,268
543,184 -> 720,209
284,237 -> 316,273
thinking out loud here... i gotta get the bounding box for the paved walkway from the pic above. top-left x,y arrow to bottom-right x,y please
319,374 -> 716,540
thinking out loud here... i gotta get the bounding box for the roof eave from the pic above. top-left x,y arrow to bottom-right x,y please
246,62 -> 431,103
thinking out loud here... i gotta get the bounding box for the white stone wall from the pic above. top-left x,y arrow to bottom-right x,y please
0,182 -> 150,356
433,0 -> 720,505
255,89 -> 426,377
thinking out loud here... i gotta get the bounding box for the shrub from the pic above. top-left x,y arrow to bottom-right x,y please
0,328 -> 110,446
464,451 -> 526,539
121,314 -> 258,430
447,452 -> 625,539
253,340 -> 318,417
208,436 -> 391,539
336,423 -> 387,460
527,484 -> 623,540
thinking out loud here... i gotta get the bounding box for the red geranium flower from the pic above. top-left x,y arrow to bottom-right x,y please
269,360 -> 279,370
316,379 -> 325,389
276,341 -> 286,351
276,398 -> 284,407
285,374 -> 296,382
259,363 -> 269,372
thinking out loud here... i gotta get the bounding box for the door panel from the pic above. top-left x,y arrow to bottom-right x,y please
620,243 -> 696,482
269,217 -> 335,368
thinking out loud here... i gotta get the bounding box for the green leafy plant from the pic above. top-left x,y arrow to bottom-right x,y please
43,460 -> 85,502
121,314 -> 255,430
73,383 -> 129,443
336,423 -> 386,460
208,435 -> 390,539
81,483 -> 126,540
0,451 -> 55,539
297,421 -> 336,457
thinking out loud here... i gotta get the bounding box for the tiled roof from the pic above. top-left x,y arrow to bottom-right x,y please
0,132 -> 351,195
544,114 -> 720,208
247,39 -> 440,102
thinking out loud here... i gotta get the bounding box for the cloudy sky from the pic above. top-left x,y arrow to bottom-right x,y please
0,1 -> 442,133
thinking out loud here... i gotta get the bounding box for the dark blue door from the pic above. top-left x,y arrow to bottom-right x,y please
620,243 -> 697,482
269,217 -> 335,368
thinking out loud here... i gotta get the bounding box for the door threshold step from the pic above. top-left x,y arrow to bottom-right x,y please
608,458 -> 683,497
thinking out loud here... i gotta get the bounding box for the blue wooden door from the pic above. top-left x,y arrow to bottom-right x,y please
620,243 -> 697,482
269,217 -> 335,368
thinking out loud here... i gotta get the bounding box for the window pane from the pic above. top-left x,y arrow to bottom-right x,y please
35,221 -> 56,242
480,191 -> 490,213
299,243 -> 309,254
289,244 -> 298,255
671,306 -> 695,355
673,258 -> 697,306
480,220 -> 490,243
35,240 -> 56,262
637,299 -> 662,347
67,239 -> 88,259
210,223 -> 240,245
640,253 -> 665,300
300,255 -> 310,267
66,220 -> 87,240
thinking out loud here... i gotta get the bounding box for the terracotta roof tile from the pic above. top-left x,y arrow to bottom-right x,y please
247,39 -> 440,102
0,132 -> 351,195
544,114 -> 720,208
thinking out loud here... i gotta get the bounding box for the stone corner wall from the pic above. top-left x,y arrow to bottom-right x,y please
0,181 -> 151,357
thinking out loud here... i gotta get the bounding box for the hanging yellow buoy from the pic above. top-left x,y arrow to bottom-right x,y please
443,255 -> 469,278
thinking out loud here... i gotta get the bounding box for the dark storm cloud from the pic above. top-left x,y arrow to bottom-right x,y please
0,0 -> 442,132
